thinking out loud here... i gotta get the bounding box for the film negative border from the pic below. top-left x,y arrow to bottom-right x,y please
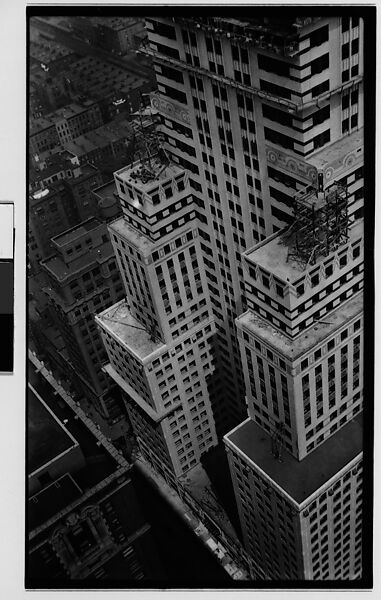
0,201 -> 14,373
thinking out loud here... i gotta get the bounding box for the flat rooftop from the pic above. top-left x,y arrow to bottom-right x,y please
92,180 -> 118,202
30,158 -> 71,183
29,185 -> 62,204
245,218 -> 363,283
59,55 -> 150,95
48,101 -> 96,122
66,121 -> 133,155
92,16 -> 144,31
225,414 -> 363,505
42,238 -> 112,281
308,128 -> 363,171
30,117 -> 54,135
97,300 -> 164,360
28,384 -> 77,475
237,292 -> 363,360
28,473 -> 82,530
52,218 -> 101,248
116,157 -> 183,192
109,216 -> 154,255
30,40 -> 73,63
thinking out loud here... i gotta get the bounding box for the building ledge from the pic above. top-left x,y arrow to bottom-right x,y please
96,300 -> 165,361
236,292 -> 363,360
108,217 -> 155,256
103,363 -> 181,423
244,218 -> 363,284
308,127 -> 363,172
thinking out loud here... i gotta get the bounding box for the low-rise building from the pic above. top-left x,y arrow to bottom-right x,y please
65,118 -> 134,174
48,100 -> 104,145
27,353 -> 164,584
30,117 -> 61,158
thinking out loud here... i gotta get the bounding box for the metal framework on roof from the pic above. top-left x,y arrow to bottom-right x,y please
283,182 -> 349,269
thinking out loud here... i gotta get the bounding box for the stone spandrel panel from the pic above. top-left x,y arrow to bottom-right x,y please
151,92 -> 191,125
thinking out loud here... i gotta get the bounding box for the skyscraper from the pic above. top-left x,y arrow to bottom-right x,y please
224,199 -> 364,579
142,14 -> 363,437
96,13 -> 366,580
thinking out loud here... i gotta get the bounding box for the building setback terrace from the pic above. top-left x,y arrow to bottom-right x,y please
109,216 -> 155,255
225,413 -> 363,506
116,156 -> 184,194
244,218 -> 363,284
96,300 -> 165,361
237,292 -> 363,360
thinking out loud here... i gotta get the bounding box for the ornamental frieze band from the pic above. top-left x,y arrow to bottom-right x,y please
151,93 -> 191,125
265,146 -> 318,184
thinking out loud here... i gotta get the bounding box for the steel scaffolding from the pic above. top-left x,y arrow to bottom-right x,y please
284,182 -> 349,268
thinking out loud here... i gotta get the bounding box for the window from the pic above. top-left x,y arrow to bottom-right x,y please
309,25 -> 329,47
164,85 -> 187,105
342,43 -> 350,60
258,54 -> 290,77
311,53 -> 329,75
311,80 -> 330,98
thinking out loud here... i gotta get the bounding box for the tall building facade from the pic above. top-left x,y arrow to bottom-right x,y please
224,200 -> 364,579
142,15 -> 364,438
96,14 -> 365,579
96,155 -> 219,486
40,197 -> 126,421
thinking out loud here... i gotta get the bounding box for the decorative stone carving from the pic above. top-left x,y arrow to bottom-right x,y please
322,145 -> 363,184
151,94 -> 191,125
266,146 -> 318,184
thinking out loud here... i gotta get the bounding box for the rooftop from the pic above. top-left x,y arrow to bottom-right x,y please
30,185 -> 63,204
30,116 -> 55,136
92,16 -> 144,31
225,413 -> 363,505
29,156 -> 78,186
28,473 -> 82,530
116,155 -> 183,192
92,180 -> 118,203
245,218 -> 363,283
47,101 -> 97,122
237,292 -> 363,360
30,39 -> 73,64
308,127 -> 364,172
28,384 -> 77,475
42,237 -> 112,281
65,120 -> 133,156
28,354 -> 129,535
97,300 -> 164,360
109,216 -> 154,255
55,55 -> 150,98
52,218 -> 101,248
